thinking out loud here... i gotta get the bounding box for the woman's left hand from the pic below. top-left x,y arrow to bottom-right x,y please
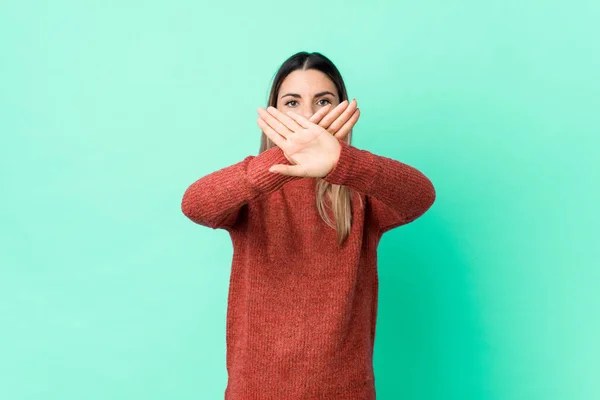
256,106 -> 342,178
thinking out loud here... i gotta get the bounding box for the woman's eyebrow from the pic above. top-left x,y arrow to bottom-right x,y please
280,91 -> 336,99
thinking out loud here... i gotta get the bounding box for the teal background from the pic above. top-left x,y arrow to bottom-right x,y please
1,1 -> 598,399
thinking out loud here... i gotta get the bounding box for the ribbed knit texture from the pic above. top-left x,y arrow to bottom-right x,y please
181,139 -> 436,399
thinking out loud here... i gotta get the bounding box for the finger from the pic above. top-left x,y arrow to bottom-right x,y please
257,116 -> 287,149
328,99 -> 358,134
268,163 -> 307,177
309,102 -> 344,124
265,106 -> 304,133
319,100 -> 350,129
257,107 -> 293,138
334,108 -> 360,140
309,104 -> 332,124
285,110 -> 313,129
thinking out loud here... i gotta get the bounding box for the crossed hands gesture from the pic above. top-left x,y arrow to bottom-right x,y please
256,99 -> 360,178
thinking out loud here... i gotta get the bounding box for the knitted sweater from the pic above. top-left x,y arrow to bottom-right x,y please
181,138 -> 436,399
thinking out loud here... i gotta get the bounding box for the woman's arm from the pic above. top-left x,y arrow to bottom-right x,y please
181,145 -> 301,231
323,139 -> 436,234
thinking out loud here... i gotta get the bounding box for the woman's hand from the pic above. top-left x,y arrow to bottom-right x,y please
256,99 -> 360,178
309,98 -> 360,141
258,99 -> 360,166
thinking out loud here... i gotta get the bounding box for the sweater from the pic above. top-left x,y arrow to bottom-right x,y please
181,138 -> 436,399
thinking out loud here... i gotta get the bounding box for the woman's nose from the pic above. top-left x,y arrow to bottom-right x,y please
301,106 -> 316,119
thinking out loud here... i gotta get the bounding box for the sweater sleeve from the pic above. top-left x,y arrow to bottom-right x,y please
322,138 -> 436,234
181,145 -> 301,231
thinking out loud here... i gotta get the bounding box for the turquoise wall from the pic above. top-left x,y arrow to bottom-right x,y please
1,1 -> 598,399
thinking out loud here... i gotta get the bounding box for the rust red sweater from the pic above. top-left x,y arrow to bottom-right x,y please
181,139 -> 436,399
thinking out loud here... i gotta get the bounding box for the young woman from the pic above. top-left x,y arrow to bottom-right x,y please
181,51 -> 436,399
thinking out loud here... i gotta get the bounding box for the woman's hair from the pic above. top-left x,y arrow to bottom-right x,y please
260,51 -> 364,246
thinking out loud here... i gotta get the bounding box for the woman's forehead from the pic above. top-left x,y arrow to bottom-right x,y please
279,70 -> 337,95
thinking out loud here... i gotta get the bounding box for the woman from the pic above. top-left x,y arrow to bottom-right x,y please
181,51 -> 436,399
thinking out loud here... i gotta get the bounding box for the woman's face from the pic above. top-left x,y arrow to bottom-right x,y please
276,69 -> 340,120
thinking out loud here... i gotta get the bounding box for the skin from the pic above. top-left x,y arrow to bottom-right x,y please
256,69 -> 360,178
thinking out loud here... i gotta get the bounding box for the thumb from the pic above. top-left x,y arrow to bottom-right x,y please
269,164 -> 306,177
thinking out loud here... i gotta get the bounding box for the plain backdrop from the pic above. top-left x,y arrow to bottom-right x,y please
1,1 -> 599,399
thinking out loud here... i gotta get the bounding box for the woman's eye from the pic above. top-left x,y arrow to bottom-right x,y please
285,99 -> 331,107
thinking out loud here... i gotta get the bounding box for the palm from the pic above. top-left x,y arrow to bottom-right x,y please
280,126 -> 340,177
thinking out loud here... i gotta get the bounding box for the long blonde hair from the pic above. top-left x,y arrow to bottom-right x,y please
259,52 -> 363,246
